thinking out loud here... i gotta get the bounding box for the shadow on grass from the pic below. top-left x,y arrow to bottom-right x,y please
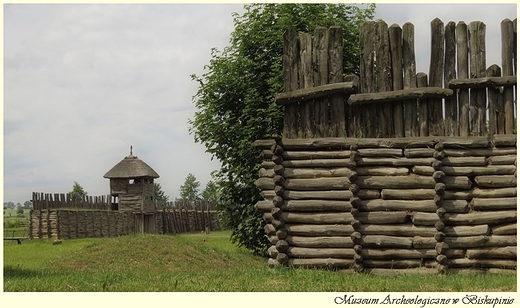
4,265 -> 42,279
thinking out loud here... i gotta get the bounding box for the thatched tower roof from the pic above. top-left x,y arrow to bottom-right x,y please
103,147 -> 160,179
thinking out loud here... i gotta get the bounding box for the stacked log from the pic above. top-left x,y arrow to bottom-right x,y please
88,211 -> 97,237
41,210 -> 49,238
70,211 -> 78,238
75,211 -> 85,237
108,211 -> 117,236
115,212 -> 123,235
57,210 -> 72,239
92,211 -> 101,237
93,211 -> 101,237
85,211 -> 94,238
349,145 -> 363,272
440,138 -> 516,271
100,211 -> 109,237
79,211 -> 87,238
29,210 -> 41,239
254,136 -> 516,274
48,210 -> 59,239
268,135 -> 289,267
28,209 -> 59,239
87,211 -> 97,237
431,142 -> 448,273
30,209 -> 168,239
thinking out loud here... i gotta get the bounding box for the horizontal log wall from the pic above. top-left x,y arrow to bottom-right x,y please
254,135 -> 516,274
30,209 -> 221,239
29,209 -> 135,239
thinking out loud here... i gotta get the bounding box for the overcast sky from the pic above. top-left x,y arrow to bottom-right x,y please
2,2 -> 517,205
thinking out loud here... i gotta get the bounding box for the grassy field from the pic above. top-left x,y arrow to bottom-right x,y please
3,230 -> 517,292
3,208 -> 30,238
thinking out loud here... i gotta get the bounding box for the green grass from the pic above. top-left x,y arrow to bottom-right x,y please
3,209 -> 30,239
3,208 -> 29,218
3,231 -> 517,292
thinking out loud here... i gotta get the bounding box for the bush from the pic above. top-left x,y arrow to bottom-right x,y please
5,220 -> 23,229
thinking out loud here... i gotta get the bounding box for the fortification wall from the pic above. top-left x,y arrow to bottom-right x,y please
254,135 -> 517,274
29,209 -> 221,239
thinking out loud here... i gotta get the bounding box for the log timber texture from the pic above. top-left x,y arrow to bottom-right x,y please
29,209 -> 221,239
254,135 -> 516,274
258,18 -> 516,274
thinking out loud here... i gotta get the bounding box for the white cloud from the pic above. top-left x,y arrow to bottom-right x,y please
3,4 -> 241,203
3,3 -> 516,204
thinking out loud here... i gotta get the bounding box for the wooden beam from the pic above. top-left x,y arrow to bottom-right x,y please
448,76 -> 516,89
275,81 -> 358,105
347,87 -> 453,106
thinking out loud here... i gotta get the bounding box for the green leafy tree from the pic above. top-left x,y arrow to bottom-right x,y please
201,179 -> 219,203
190,3 -> 375,255
69,181 -> 87,202
23,201 -> 32,209
4,201 -> 15,209
178,173 -> 201,202
154,183 -> 170,205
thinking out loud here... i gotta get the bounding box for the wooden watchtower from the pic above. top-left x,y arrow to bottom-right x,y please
103,146 -> 159,214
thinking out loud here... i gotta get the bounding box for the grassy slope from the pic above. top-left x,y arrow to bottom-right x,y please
3,231 -> 517,292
